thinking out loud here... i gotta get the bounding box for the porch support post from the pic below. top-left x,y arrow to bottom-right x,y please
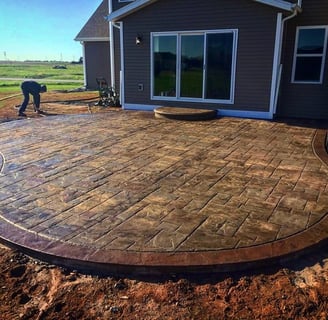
120,22 -> 125,108
269,12 -> 283,118
109,21 -> 116,88
81,42 -> 87,88
109,0 -> 115,87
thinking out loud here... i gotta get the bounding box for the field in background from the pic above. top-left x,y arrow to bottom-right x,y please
0,61 -> 84,93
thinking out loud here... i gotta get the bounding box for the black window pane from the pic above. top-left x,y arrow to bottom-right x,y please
294,57 -> 322,82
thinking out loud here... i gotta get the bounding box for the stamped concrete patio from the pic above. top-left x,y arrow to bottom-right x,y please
0,110 -> 327,276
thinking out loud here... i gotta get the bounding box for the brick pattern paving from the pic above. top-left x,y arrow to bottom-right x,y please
0,112 -> 327,266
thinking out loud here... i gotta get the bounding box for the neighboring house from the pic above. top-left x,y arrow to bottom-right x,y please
79,0 -> 328,120
75,1 -> 111,89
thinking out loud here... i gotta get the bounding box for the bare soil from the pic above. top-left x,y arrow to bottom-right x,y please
0,91 -> 328,319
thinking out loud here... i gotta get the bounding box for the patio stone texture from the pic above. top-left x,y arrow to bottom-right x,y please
0,111 -> 327,275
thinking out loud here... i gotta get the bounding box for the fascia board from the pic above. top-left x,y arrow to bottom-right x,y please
107,0 -> 158,21
254,0 -> 295,11
108,0 -> 295,22
74,37 -> 109,42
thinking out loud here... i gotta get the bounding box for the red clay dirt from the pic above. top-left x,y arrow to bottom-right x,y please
0,91 -> 327,319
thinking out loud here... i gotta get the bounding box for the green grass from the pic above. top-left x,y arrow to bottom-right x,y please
0,61 -> 84,93
0,81 -> 83,93
0,61 -> 83,79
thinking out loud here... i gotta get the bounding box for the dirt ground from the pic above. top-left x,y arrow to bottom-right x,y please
0,90 -> 111,122
0,90 -> 328,319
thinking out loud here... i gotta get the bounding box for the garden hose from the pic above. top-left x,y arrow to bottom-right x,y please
0,92 -> 98,104
0,93 -> 21,102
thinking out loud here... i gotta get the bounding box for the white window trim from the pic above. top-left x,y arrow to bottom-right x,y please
150,29 -> 238,104
292,25 -> 328,84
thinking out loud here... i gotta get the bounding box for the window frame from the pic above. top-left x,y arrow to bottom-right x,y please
151,29 -> 238,104
292,26 -> 328,84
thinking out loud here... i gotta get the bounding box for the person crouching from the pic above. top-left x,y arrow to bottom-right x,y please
18,81 -> 47,117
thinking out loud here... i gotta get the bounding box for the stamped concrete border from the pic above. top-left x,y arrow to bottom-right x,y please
0,125 -> 327,276
313,129 -> 328,166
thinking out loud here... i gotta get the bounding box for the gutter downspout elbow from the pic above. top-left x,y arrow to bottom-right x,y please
282,5 -> 301,24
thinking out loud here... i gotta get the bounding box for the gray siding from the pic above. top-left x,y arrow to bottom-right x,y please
277,0 -> 328,119
85,42 -> 111,90
121,0 -> 280,112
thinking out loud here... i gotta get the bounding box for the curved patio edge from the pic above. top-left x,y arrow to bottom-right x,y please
1,212 -> 328,276
313,129 -> 328,166
0,128 -> 327,277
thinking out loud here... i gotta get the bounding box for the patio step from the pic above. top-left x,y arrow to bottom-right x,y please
154,107 -> 217,121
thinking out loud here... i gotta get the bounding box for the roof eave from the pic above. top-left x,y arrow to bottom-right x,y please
254,0 -> 296,11
74,37 -> 109,42
107,0 -> 158,22
107,0 -> 297,22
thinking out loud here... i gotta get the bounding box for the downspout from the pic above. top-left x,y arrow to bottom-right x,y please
272,2 -> 302,116
279,4 -> 302,66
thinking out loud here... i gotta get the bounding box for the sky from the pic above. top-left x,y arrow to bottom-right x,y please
0,0 -> 102,62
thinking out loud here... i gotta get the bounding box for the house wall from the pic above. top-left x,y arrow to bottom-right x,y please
121,0 -> 281,113
84,41 -> 111,90
277,0 -> 328,119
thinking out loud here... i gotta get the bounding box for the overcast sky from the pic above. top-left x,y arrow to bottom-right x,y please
0,0 -> 102,61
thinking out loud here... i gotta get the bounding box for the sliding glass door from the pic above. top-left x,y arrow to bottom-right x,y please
152,29 -> 237,104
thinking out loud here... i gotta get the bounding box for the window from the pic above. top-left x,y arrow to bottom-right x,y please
292,26 -> 328,84
151,30 -> 238,103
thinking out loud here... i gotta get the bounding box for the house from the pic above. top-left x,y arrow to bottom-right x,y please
77,0 -> 328,120
75,0 -> 111,89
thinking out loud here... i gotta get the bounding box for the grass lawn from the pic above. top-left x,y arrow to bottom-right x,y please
0,61 -> 84,94
0,81 -> 84,93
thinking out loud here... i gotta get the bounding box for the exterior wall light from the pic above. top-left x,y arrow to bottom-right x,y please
136,35 -> 142,45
